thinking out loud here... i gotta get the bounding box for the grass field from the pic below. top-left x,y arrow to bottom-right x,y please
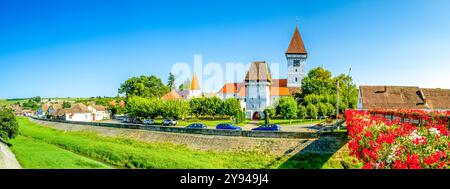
13,117 -> 282,169
10,136 -> 112,169
11,117 -> 357,169
0,99 -> 29,107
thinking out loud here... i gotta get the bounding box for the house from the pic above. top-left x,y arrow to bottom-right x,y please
358,85 -> 450,110
36,104 -> 51,118
52,103 -> 93,122
89,105 -> 111,121
217,25 -> 307,119
51,103 -> 111,122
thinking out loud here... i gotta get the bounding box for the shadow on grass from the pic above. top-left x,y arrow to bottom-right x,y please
278,135 -> 347,169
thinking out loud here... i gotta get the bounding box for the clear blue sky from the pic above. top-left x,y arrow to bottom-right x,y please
1,0 -> 450,99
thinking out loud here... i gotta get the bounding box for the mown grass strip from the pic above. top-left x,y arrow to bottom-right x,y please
10,136 -> 112,169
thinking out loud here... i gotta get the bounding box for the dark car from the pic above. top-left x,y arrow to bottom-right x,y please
186,123 -> 207,129
133,118 -> 143,124
216,123 -> 242,130
252,124 -> 281,131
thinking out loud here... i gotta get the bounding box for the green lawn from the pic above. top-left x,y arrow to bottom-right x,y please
14,117 -> 280,169
11,117 -> 357,169
10,136 -> 112,169
260,119 -> 323,126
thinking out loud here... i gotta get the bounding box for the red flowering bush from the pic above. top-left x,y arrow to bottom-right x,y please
346,109 -> 450,169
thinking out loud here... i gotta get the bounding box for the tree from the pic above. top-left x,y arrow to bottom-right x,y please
297,104 -> 307,123
160,100 -> 189,120
317,102 -> 329,120
277,97 -> 298,124
189,98 -> 206,118
178,78 -> 191,91
118,75 -> 170,99
263,107 -> 276,126
0,108 -> 19,140
301,67 -> 334,96
167,72 -> 176,90
62,101 -> 71,109
205,97 -> 223,120
223,98 -> 241,117
306,104 -> 318,121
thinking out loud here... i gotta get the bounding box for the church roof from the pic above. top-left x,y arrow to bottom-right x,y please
190,73 -> 201,90
245,61 -> 271,82
286,26 -> 307,54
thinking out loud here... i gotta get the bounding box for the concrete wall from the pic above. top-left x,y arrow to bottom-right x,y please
30,117 -> 341,139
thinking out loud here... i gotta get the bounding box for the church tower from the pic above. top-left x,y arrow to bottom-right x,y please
286,24 -> 307,88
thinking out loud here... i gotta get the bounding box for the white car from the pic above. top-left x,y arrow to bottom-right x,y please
143,119 -> 155,125
163,119 -> 178,126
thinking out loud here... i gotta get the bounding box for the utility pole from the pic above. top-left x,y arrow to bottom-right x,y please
347,68 -> 352,109
336,80 -> 340,130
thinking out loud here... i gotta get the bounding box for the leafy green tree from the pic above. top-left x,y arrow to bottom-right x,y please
264,107 -> 276,119
205,97 -> 223,119
0,108 -> 19,140
297,104 -> 307,122
306,104 -> 318,121
263,107 -> 276,125
161,100 -> 189,120
119,75 -> 170,98
223,98 -> 241,117
317,102 -> 329,120
277,97 -> 298,124
178,78 -> 191,91
62,101 -> 71,109
301,67 -> 334,96
167,72 -> 176,90
189,98 -> 206,118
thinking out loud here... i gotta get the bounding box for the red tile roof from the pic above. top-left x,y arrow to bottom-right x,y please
161,90 -> 182,100
286,26 -> 307,54
272,79 -> 288,87
218,83 -> 243,94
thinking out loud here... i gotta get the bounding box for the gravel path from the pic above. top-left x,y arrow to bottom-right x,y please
0,142 -> 22,169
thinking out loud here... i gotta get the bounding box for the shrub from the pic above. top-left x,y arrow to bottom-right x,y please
0,108 -> 19,140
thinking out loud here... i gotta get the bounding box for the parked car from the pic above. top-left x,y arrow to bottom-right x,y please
122,116 -> 131,123
143,119 -> 155,125
251,124 -> 281,131
216,123 -> 242,130
133,118 -> 143,124
186,123 -> 207,129
163,119 -> 178,126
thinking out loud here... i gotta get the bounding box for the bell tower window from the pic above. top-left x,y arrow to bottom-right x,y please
293,60 -> 300,67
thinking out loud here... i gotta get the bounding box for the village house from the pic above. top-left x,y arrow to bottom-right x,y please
50,103 -> 110,122
357,85 -> 450,110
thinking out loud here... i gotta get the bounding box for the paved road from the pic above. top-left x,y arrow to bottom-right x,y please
0,142 -> 22,169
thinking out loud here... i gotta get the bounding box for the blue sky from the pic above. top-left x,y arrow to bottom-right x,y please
1,0 -> 450,98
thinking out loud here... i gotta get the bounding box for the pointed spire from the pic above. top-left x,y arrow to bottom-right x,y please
286,24 -> 307,54
190,73 -> 201,90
